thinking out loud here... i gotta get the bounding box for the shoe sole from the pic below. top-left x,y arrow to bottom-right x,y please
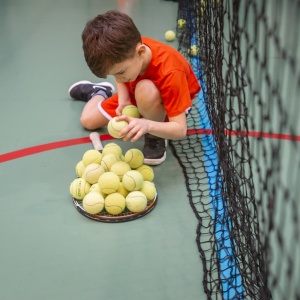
68,80 -> 115,97
144,151 -> 167,166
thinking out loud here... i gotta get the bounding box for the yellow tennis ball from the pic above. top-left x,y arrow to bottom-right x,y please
82,163 -> 105,184
126,191 -> 147,213
101,153 -> 120,172
105,193 -> 126,215
165,30 -> 176,42
177,19 -> 186,29
75,160 -> 85,177
122,170 -> 144,191
82,149 -> 102,166
116,182 -> 130,198
107,117 -> 128,138
122,105 -> 140,118
136,164 -> 154,182
83,192 -> 105,214
188,45 -> 199,57
70,178 -> 91,200
110,161 -> 131,181
89,183 -> 100,193
124,148 -> 144,169
98,172 -> 120,194
140,181 -> 157,201
102,143 -> 123,158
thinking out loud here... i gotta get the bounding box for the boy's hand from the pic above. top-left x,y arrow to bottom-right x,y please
115,115 -> 150,142
116,102 -> 132,116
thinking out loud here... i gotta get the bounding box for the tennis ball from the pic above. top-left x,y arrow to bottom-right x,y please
107,117 -> 128,138
177,19 -> 186,29
98,172 -> 120,194
117,182 -> 130,198
140,181 -> 157,201
102,143 -> 123,158
110,161 -> 131,181
188,45 -> 199,57
165,30 -> 176,42
122,170 -> 144,191
82,163 -> 105,184
75,160 -> 85,177
82,149 -> 102,166
89,183 -> 100,193
124,148 -> 144,169
70,178 -> 91,200
122,105 -> 140,118
136,165 -> 154,182
83,192 -> 105,214
126,191 -> 147,213
105,193 -> 126,215
101,153 -> 120,172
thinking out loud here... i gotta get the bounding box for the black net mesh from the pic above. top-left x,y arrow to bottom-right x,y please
170,0 -> 300,299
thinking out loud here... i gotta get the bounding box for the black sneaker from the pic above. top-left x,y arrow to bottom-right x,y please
143,133 -> 167,165
68,80 -> 115,102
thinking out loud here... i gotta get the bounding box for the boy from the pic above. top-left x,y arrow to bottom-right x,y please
68,10 -> 200,165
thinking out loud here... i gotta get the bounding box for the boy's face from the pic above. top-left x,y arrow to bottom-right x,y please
107,44 -> 148,83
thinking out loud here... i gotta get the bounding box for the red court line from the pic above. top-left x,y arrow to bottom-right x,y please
0,134 -> 114,164
1,129 -> 299,164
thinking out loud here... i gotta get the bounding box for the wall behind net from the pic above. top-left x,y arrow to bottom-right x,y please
170,0 -> 300,299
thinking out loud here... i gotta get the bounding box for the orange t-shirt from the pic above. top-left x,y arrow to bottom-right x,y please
124,37 -> 201,118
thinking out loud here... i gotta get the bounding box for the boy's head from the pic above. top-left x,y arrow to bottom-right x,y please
82,10 -> 142,78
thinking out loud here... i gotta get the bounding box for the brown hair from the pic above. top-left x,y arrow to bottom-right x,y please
82,10 -> 142,78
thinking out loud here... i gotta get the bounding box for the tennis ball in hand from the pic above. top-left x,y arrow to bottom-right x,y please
122,105 -> 140,118
126,191 -> 147,213
98,172 -> 120,194
165,30 -> 176,42
136,164 -> 154,182
82,163 -> 105,184
140,181 -> 157,201
107,117 -> 128,138
122,170 -> 144,191
105,192 -> 126,215
82,149 -> 102,166
124,148 -> 144,169
83,192 -> 105,214
70,178 -> 91,200
102,143 -> 123,158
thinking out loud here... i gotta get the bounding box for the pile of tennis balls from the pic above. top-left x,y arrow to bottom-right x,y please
69,143 -> 157,216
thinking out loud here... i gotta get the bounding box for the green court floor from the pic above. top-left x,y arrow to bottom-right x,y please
0,1 -> 205,299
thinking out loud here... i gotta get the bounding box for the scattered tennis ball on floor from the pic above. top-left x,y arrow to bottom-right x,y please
124,148 -> 144,169
82,163 -> 105,184
98,172 -> 120,194
188,45 -> 199,57
82,149 -> 102,165
140,181 -> 157,201
70,178 -> 91,200
126,191 -> 147,212
122,105 -> 140,118
83,192 -> 105,214
136,164 -> 154,182
101,153 -> 120,171
75,160 -> 85,177
122,170 -> 144,191
165,30 -> 176,42
105,193 -> 126,215
102,142 -> 123,158
107,117 -> 128,138
177,19 -> 186,29
110,161 -> 131,180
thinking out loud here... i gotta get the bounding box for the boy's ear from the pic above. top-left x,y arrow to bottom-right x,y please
136,43 -> 147,56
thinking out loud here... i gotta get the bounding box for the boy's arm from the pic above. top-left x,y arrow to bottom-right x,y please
115,81 -> 132,116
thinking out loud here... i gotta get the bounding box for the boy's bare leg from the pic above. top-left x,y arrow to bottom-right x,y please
80,95 -> 110,130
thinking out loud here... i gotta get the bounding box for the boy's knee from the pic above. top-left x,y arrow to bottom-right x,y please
80,115 -> 97,130
135,79 -> 161,105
